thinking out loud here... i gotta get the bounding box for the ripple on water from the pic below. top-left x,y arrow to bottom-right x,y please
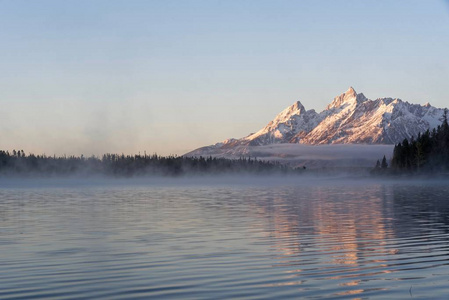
1,181 -> 449,299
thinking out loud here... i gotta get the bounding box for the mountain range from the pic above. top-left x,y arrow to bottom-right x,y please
186,87 -> 445,164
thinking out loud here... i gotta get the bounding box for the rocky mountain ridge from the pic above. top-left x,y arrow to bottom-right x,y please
186,87 -> 445,157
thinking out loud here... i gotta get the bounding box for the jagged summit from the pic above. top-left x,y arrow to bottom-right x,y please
292,100 -> 306,112
274,101 -> 306,123
243,98 -> 319,145
326,87 -> 367,110
186,88 -> 446,156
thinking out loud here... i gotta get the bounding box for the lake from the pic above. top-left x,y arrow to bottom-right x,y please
1,177 -> 449,299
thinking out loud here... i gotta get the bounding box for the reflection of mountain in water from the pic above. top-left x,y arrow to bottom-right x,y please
246,185 -> 396,267
242,182 -> 449,296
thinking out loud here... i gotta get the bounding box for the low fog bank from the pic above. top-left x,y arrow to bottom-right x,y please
1,144 -> 393,180
3,144 -> 443,187
187,144 -> 394,169
1,173 -> 449,190
0,169 -> 369,188
0,151 -> 294,179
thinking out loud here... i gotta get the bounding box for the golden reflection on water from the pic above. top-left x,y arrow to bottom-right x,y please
2,181 -> 449,299
263,280 -> 306,287
340,280 -> 360,286
334,289 -> 365,296
248,185 -> 399,289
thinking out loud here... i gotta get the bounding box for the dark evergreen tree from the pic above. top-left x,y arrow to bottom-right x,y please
381,155 -> 388,169
0,150 -> 297,177
390,113 -> 449,173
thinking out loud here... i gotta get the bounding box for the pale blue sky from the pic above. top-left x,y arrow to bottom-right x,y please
1,0 -> 448,155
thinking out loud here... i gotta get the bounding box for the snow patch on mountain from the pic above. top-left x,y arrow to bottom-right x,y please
243,101 -> 322,145
185,87 -> 446,165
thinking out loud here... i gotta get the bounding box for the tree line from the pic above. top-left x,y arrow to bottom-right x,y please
387,109 -> 449,173
0,151 -> 299,177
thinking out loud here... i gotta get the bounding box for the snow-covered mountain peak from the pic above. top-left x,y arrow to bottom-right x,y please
292,100 -> 306,111
347,86 -> 357,94
327,87 -> 366,110
185,88 -> 447,157
272,101 -> 306,123
241,100 -> 315,144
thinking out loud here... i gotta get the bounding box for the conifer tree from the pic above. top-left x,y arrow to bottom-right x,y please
381,155 -> 388,169
375,160 -> 381,169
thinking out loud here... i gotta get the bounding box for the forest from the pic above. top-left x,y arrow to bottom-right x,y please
0,151 -> 296,177
384,109 -> 449,173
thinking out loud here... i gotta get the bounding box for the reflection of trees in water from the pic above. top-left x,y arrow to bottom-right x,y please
390,183 -> 449,238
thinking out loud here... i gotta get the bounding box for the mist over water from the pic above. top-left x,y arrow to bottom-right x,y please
1,178 -> 449,299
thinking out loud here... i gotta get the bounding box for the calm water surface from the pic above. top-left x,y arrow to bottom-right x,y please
1,177 -> 449,299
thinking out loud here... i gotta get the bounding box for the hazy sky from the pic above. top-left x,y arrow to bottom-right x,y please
1,0 -> 448,156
